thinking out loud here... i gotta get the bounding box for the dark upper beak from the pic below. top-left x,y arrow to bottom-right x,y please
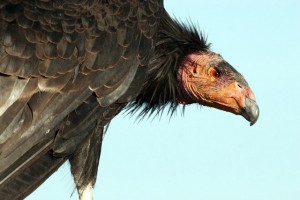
241,97 -> 259,126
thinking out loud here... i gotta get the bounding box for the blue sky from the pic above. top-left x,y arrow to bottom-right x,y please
27,0 -> 300,199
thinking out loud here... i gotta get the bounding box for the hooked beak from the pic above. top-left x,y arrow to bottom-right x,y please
197,81 -> 259,126
241,97 -> 259,126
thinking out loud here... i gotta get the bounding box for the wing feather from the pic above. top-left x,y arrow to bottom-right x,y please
0,0 -> 163,199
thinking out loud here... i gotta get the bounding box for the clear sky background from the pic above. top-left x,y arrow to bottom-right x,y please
27,0 -> 300,199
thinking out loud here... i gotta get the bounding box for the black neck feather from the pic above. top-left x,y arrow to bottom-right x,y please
128,11 -> 210,117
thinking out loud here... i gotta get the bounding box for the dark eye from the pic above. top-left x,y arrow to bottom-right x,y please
211,67 -> 221,78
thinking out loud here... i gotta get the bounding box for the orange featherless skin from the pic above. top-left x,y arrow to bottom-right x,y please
178,52 -> 259,125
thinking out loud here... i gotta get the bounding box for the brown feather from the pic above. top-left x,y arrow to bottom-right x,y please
0,4 -> 160,199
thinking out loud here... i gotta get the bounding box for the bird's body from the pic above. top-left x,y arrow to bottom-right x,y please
0,1 -> 259,199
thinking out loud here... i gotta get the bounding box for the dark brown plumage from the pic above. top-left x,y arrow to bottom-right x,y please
0,1 -> 259,199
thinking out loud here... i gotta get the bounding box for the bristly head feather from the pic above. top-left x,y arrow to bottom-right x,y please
126,11 -> 211,118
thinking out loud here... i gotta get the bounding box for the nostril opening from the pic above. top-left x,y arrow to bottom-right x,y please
237,83 -> 242,88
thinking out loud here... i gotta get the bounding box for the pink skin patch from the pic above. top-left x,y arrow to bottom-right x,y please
176,51 -> 257,114
177,52 -> 222,104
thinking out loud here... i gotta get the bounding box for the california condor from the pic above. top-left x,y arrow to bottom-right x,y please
0,1 -> 259,199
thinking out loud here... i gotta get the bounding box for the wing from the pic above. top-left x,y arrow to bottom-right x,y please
0,0 -> 162,199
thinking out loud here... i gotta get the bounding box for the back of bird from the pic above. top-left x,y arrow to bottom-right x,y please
0,1 -> 163,199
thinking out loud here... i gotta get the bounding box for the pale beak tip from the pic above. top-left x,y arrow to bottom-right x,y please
241,97 -> 259,126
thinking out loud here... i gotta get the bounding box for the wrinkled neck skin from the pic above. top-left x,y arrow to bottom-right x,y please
177,64 -> 198,104
177,52 -> 220,105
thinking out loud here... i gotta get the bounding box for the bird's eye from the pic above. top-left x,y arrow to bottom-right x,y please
210,67 -> 221,78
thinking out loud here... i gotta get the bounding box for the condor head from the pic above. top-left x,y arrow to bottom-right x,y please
177,51 -> 259,125
131,13 -> 259,126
